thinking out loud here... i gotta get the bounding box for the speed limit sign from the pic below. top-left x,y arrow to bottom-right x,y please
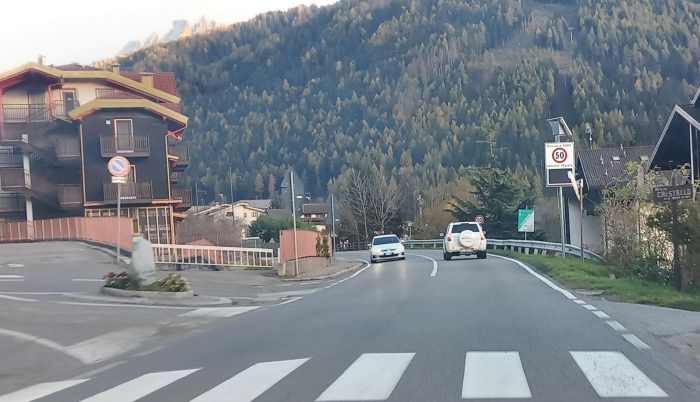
545,142 -> 574,187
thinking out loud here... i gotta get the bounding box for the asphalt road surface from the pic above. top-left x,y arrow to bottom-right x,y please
3,250 -> 700,402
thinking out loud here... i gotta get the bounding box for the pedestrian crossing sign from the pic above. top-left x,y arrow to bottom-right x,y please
518,209 -> 534,233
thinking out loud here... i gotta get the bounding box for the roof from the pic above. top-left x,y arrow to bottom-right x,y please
302,203 -> 328,214
650,104 -> 700,170
578,145 -> 654,190
235,199 -> 272,210
268,208 -> 291,219
68,98 -> 187,130
0,63 -> 180,103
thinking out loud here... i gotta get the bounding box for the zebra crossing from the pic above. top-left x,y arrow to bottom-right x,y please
0,351 -> 668,402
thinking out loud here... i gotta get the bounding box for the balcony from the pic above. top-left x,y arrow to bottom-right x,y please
103,181 -> 153,204
1,101 -> 78,124
172,187 -> 192,210
0,169 -> 57,204
170,171 -> 184,183
0,150 -> 22,168
168,143 -> 189,171
100,135 -> 150,157
0,193 -> 24,213
57,184 -> 83,208
54,137 -> 81,162
95,88 -> 140,99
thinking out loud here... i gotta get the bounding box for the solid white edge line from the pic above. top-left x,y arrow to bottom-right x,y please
71,279 -> 105,282
324,260 -> 370,289
412,254 -> 439,277
491,254 -> 577,300
0,328 -> 89,363
0,275 -> 23,279
622,333 -> 651,350
0,294 -> 38,302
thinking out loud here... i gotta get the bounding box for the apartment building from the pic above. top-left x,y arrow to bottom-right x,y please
0,61 -> 192,243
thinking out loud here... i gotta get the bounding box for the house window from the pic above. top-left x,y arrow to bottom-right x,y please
114,119 -> 134,152
128,164 -> 136,182
243,212 -> 248,218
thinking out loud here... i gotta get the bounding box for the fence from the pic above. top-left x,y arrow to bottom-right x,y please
151,244 -> 275,268
0,216 -> 134,251
401,238 -> 604,261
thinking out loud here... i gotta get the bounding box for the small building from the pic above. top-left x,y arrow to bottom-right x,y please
301,202 -> 328,230
566,145 -> 653,253
192,199 -> 271,236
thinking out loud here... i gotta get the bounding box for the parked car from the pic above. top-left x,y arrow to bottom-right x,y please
369,234 -> 405,263
443,222 -> 487,260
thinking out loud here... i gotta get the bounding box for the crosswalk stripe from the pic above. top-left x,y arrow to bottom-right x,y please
0,379 -> 89,402
570,351 -> 667,398
462,351 -> 531,399
82,369 -> 200,402
316,353 -> 414,401
179,306 -> 258,318
191,358 -> 308,402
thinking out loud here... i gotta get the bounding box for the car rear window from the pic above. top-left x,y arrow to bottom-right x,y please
451,223 -> 480,233
373,236 -> 400,245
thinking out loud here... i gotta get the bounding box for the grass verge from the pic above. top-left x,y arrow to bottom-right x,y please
492,250 -> 700,312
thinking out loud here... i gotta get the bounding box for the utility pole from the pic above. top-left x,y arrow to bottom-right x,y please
290,171 -> 300,277
330,192 -> 336,264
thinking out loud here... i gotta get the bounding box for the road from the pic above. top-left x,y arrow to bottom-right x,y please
3,250 -> 700,401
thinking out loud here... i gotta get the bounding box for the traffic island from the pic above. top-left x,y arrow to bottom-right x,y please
101,272 -> 194,299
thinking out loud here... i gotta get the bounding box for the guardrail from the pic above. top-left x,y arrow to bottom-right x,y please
402,238 -> 604,261
152,244 -> 275,268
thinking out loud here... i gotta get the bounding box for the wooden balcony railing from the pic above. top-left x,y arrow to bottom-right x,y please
103,182 -> 153,204
95,88 -> 140,99
172,187 -> 192,209
0,193 -> 24,213
57,184 -> 83,208
100,135 -> 150,157
54,137 -> 81,161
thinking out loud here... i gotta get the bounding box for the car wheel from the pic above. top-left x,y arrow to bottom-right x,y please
443,252 -> 452,261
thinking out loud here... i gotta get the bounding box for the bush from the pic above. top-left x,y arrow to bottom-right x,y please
103,272 -> 189,292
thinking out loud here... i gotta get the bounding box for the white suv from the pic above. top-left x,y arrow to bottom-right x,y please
443,222 -> 487,260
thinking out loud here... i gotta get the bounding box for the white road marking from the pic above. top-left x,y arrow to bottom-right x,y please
462,351 -> 531,399
324,260 -> 371,289
191,358 -> 309,402
606,320 -> 627,332
7,263 -> 24,268
413,254 -> 439,277
0,275 -> 23,279
582,304 -> 597,310
622,334 -> 652,350
73,361 -> 126,380
492,255 -> 577,300
179,306 -> 258,318
67,326 -> 158,364
317,353 -> 414,401
592,310 -> 611,319
0,328 -> 88,363
0,294 -> 37,302
0,279 -> 24,282
277,296 -> 303,306
82,368 -> 200,402
0,379 -> 89,402
570,351 -> 667,398
72,278 -> 105,282
573,299 -> 586,304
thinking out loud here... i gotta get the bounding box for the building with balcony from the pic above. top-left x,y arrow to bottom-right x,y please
0,61 -> 192,243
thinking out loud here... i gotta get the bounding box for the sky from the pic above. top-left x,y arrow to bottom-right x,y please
0,0 -> 338,71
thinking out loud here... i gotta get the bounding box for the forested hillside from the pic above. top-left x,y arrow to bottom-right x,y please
121,0 -> 700,207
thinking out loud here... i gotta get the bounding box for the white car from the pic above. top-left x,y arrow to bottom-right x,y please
443,221 -> 487,260
369,234 -> 405,263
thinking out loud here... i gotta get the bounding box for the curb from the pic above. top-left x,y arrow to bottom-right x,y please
280,261 -> 365,281
100,286 -> 194,299
63,291 -> 233,307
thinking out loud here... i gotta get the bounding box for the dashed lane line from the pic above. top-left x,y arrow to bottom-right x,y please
622,333 -> 652,350
0,275 -> 23,279
606,320 -> 627,332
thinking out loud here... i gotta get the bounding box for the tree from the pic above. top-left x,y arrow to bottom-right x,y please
254,173 -> 265,197
448,167 -> 532,239
248,215 -> 312,242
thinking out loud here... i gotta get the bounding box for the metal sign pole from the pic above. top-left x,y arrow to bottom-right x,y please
116,182 -> 121,265
290,171 -> 299,276
559,187 -> 566,257
330,192 -> 336,264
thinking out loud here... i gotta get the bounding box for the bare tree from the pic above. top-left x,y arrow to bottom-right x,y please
367,173 -> 399,233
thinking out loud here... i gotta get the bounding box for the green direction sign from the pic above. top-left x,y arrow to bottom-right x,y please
518,209 -> 535,233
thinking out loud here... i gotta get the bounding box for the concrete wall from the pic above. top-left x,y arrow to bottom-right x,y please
278,256 -> 330,277
279,229 -> 331,263
567,199 -> 603,253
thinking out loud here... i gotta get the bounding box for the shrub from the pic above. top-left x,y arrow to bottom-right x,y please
103,271 -> 139,290
103,272 -> 189,292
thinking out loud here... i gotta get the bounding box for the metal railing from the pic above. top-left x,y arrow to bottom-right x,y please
55,137 -> 81,160
0,193 -> 24,213
152,244 -> 275,268
172,186 -> 192,209
103,182 -> 153,203
401,238 -> 604,261
169,171 -> 183,182
51,100 -> 79,119
57,184 -> 82,207
0,168 -> 30,190
100,135 -> 150,157
168,143 -> 190,164
2,104 -> 50,123
0,150 -> 22,167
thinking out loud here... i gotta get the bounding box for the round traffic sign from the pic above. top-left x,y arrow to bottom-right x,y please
475,215 -> 485,224
107,156 -> 130,177
551,147 -> 568,164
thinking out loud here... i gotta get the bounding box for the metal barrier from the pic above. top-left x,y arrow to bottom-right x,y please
403,238 -> 604,261
152,244 -> 275,268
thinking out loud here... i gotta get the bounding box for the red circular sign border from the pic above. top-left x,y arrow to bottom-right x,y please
107,156 -> 131,177
551,147 -> 568,164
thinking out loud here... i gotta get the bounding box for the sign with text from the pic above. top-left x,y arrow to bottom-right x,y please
518,209 -> 535,233
545,142 -> 575,187
653,184 -> 692,202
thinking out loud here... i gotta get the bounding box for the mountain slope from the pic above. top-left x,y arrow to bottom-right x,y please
120,0 -> 700,201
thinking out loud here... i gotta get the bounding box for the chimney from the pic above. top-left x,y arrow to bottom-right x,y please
141,72 -> 154,88
37,55 -> 45,65
111,63 -> 120,74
